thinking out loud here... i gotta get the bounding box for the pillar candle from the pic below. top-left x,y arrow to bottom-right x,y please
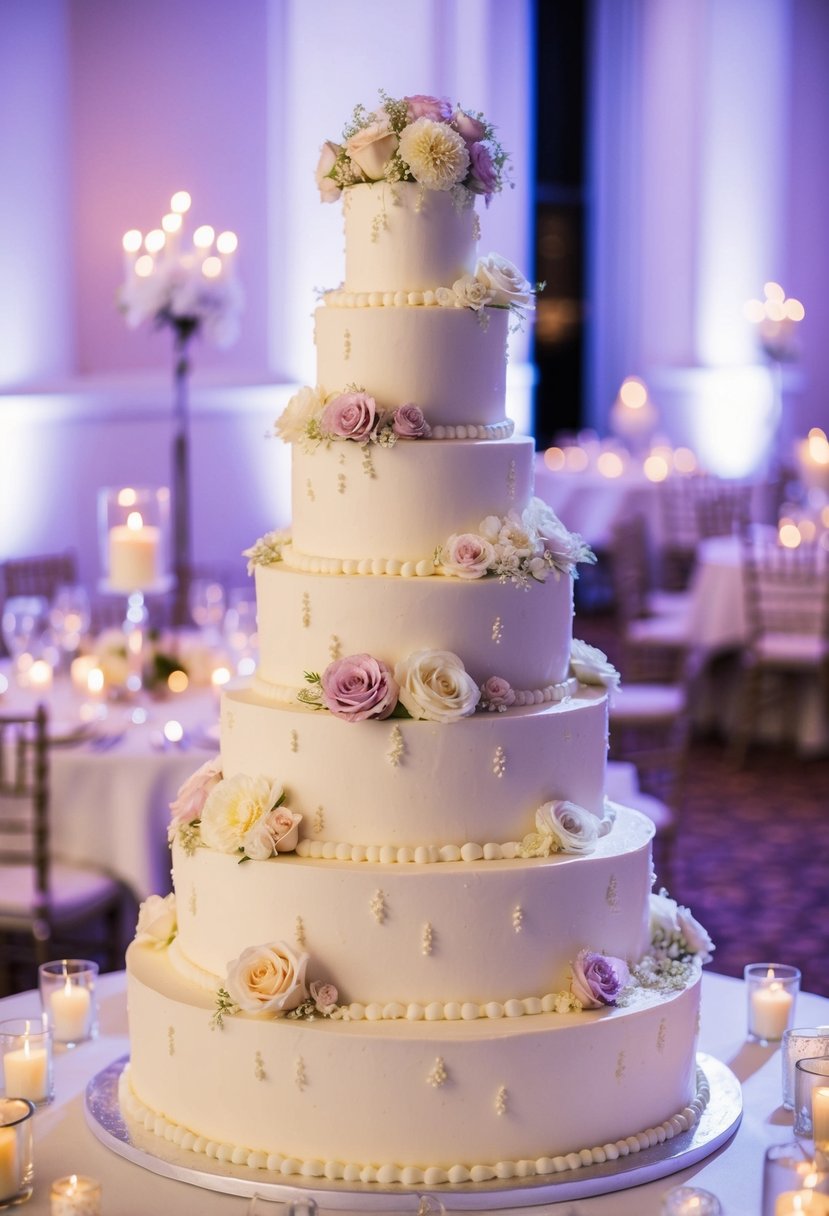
0,1127 -> 19,1202
108,513 -> 161,591
813,1085 -> 829,1147
49,980 -> 91,1043
3,1042 -> 48,1103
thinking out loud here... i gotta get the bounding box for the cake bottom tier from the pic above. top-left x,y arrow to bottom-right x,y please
125,943 -> 703,1185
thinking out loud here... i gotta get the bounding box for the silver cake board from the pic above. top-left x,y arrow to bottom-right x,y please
85,1054 -> 741,1211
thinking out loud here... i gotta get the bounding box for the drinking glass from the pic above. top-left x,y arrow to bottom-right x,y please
1,597 -> 49,662
188,579 -> 226,639
49,585 -> 91,660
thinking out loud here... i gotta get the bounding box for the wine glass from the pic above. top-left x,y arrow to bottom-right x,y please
188,579 -> 226,642
49,584 -> 91,660
1,596 -> 50,661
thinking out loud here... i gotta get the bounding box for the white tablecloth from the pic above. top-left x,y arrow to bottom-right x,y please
4,971 -> 826,1214
534,458 -> 658,549
1,671 -> 219,898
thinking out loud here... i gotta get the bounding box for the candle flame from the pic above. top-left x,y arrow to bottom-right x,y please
126,511 -> 144,531
193,224 -> 215,249
144,228 -> 166,255
162,212 -> 182,235
216,230 -> 238,255
170,190 -> 191,214
122,229 -> 142,253
201,255 -> 222,279
618,376 -> 648,410
88,667 -> 105,695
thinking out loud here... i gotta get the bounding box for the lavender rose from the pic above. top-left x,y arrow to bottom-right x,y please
405,94 -> 452,123
225,941 -> 309,1015
480,676 -> 516,712
320,391 -> 378,442
310,979 -> 339,1016
452,108 -> 487,144
468,142 -> 499,199
440,532 -> 496,580
392,403 -> 431,438
571,949 -> 630,1009
169,757 -> 222,839
321,654 -> 399,722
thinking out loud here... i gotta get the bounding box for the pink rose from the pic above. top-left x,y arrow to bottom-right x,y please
452,108 -> 487,144
242,808 -> 302,860
321,653 -> 399,722
320,391 -> 378,442
468,141 -> 499,198
405,94 -> 452,123
315,139 -> 343,203
440,532 -> 496,580
310,979 -> 339,1015
480,676 -> 516,712
571,950 -> 630,1009
169,757 -> 222,838
392,403 -> 431,438
346,118 -> 398,181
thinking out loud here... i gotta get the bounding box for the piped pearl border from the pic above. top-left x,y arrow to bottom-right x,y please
119,1064 -> 710,1187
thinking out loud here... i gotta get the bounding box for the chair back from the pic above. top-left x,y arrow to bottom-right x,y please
742,537 -> 829,643
609,514 -> 651,624
1,552 -> 77,603
695,481 -> 753,540
0,707 -> 50,914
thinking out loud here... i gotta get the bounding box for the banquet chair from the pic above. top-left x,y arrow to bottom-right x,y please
694,481 -> 753,540
609,514 -> 693,683
730,536 -> 829,766
656,477 -> 703,590
0,551 -> 77,603
0,706 -> 126,994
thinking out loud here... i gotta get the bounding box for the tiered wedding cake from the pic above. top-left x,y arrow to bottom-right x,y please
122,93 -> 713,1189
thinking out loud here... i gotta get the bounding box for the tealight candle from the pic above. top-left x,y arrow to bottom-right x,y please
50,1174 -> 102,1216
28,659 -> 53,691
70,655 -> 96,694
661,1184 -> 723,1214
39,962 -> 98,1047
775,1192 -> 829,1215
0,1099 -> 34,1205
814,1086 -> 829,1153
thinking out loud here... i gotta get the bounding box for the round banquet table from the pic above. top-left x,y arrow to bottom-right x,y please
4,971 -> 827,1214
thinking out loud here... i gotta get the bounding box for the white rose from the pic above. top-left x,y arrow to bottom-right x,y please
536,800 -> 598,855
475,253 -> 534,309
275,385 -> 325,444
649,891 -> 681,939
523,497 -> 594,573
435,286 -> 457,308
200,773 -> 284,854
394,650 -> 480,723
439,532 -> 496,580
135,893 -> 176,947
346,117 -> 399,181
451,274 -> 492,311
570,639 -> 621,691
677,906 -> 714,963
225,941 -> 309,1014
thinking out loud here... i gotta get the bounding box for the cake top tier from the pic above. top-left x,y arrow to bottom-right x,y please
315,92 -> 510,206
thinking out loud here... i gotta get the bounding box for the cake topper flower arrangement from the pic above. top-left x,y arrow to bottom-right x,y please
316,91 -> 510,206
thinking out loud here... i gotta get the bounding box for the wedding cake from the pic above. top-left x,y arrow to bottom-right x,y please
122,93 -> 713,1190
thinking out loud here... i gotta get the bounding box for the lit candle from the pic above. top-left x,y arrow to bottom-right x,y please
0,1126 -> 19,1202
750,973 -> 794,1040
70,655 -> 96,694
49,977 -> 91,1044
3,1039 -> 48,1104
775,1192 -> 829,1215
28,659 -> 53,691
108,510 -> 161,591
50,1174 -> 102,1216
813,1085 -> 829,1150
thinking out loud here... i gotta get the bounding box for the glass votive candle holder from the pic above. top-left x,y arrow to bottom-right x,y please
0,1019 -> 53,1107
783,1029 -> 829,1111
795,1058 -> 829,1160
0,1098 -> 35,1208
746,964 -> 801,1043
762,1142 -> 829,1216
98,484 -> 170,593
660,1184 -> 723,1214
50,1174 -> 102,1216
39,960 -> 99,1048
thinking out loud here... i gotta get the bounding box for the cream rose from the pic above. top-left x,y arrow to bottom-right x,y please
677,906 -> 715,963
242,809 -> 302,860
536,800 -> 599,855
452,274 -> 492,311
315,139 -> 343,203
649,891 -> 681,940
134,893 -> 176,947
225,941 -> 309,1014
394,650 -> 480,723
200,773 -> 284,854
475,253 -> 534,309
346,118 -> 398,181
275,385 -> 325,444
